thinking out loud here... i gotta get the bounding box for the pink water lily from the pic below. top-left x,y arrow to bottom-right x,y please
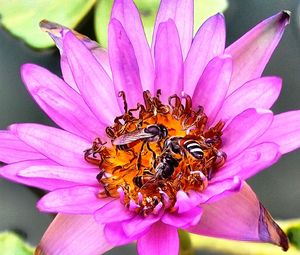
0,1 -> 298,254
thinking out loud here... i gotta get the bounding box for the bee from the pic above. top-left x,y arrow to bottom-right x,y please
163,136 -> 205,159
113,124 -> 168,150
133,153 -> 180,188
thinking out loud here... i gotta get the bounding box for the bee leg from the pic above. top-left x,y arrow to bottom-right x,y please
136,141 -> 146,174
146,142 -> 157,162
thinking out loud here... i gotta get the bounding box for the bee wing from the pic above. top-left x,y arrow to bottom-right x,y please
113,129 -> 154,145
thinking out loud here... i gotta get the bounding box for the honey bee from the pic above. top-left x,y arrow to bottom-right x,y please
133,153 -> 180,188
113,124 -> 168,150
163,136 -> 205,159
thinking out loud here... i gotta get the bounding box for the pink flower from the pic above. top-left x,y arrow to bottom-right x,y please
0,1 -> 298,254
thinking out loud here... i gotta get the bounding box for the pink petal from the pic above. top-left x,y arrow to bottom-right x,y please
21,64 -> 105,141
122,214 -> 161,238
40,20 -> 111,91
173,190 -> 199,213
63,32 -> 121,125
256,110 -> 300,154
111,0 -> 154,92
104,222 -> 145,246
154,20 -> 183,102
37,186 -> 113,214
192,55 -> 232,123
193,177 -> 242,204
36,214 -> 112,255
213,142 -> 281,182
137,221 -> 179,255
186,182 -> 289,251
225,11 -> 290,95
108,19 -> 144,110
174,177 -> 241,213
152,0 -> 193,59
184,13 -> 225,95
94,199 -> 135,224
161,206 -> 202,228
0,160 -> 75,191
222,108 -> 273,159
0,131 -> 46,164
10,123 -> 93,168
18,165 -> 99,186
216,76 -> 282,123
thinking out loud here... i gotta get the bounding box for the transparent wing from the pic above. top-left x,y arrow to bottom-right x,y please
113,129 -> 154,145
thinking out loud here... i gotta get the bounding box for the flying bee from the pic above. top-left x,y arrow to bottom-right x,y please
112,124 -> 168,150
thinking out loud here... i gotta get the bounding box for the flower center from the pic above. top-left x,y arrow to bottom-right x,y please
84,91 -> 226,216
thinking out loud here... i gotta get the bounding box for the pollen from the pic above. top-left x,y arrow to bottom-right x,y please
84,90 -> 226,216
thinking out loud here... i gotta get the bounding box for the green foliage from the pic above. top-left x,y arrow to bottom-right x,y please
287,224 -> 300,250
0,232 -> 34,255
0,0 -> 95,49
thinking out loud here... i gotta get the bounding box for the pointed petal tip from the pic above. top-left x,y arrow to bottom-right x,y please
258,203 -> 289,251
280,10 -> 291,26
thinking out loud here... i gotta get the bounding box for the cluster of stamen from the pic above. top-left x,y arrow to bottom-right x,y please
84,91 -> 226,216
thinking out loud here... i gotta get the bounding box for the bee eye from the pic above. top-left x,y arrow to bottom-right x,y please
171,143 -> 181,154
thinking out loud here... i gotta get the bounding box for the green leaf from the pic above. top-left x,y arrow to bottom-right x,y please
94,0 -> 228,48
193,0 -> 228,34
287,224 -> 300,250
0,232 -> 34,255
0,0 -> 95,49
179,230 -> 195,255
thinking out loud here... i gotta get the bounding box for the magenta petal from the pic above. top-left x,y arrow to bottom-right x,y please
225,11 -> 290,94
40,20 -> 112,91
216,76 -> 282,123
37,186 -> 113,214
111,0 -> 154,92
194,177 -> 242,204
94,199 -> 134,224
184,13 -> 225,95
222,108 -> 273,159
104,221 -> 145,246
162,206 -> 202,228
174,190 -> 199,213
21,64 -> 106,141
0,160 -> 75,191
137,221 -> 179,255
63,32 -> 121,124
153,0 -> 193,59
186,182 -> 289,251
0,131 -> 46,164
213,142 -> 281,181
256,110 -> 300,154
192,55 -> 232,122
18,165 -> 99,186
108,19 -> 144,110
36,214 -> 112,255
154,20 -> 183,102
10,123 -> 93,168
122,214 -> 161,238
